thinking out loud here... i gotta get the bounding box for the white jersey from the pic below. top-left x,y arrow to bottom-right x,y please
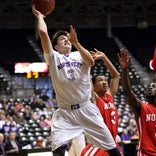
44,50 -> 92,107
44,50 -> 116,152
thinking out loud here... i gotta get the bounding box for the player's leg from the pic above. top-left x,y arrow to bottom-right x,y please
52,109 -> 84,156
68,134 -> 86,156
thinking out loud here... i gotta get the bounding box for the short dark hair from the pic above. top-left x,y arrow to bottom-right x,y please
51,30 -> 69,48
92,73 -> 105,84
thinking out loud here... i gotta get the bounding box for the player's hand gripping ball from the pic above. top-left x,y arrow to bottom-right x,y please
32,0 -> 55,16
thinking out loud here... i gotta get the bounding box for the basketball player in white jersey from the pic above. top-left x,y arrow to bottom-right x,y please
32,5 -> 121,156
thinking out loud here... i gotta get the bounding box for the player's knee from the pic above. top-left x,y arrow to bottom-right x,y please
53,144 -> 69,156
107,147 -> 121,156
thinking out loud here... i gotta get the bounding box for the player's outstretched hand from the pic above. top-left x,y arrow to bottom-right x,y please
90,48 -> 105,60
117,49 -> 131,69
32,4 -> 45,18
68,25 -> 79,46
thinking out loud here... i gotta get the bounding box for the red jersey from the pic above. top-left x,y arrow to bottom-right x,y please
96,95 -> 118,139
136,101 -> 156,156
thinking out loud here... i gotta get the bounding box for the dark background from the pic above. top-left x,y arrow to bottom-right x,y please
0,0 -> 156,74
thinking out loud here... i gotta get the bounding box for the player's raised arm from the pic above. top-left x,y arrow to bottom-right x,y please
32,4 -> 52,54
69,25 -> 94,67
91,48 -> 119,97
118,49 -> 141,119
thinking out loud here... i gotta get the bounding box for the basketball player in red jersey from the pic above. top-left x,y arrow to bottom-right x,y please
118,49 -> 156,156
81,49 -> 123,156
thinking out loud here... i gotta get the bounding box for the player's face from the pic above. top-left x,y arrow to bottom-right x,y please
55,35 -> 72,54
146,82 -> 156,98
94,75 -> 108,93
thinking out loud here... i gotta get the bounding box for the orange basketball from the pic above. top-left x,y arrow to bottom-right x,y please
32,0 -> 55,16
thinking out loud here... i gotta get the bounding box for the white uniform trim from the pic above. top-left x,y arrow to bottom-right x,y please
84,146 -> 94,156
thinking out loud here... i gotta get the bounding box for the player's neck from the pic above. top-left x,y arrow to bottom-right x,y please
98,92 -> 106,99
